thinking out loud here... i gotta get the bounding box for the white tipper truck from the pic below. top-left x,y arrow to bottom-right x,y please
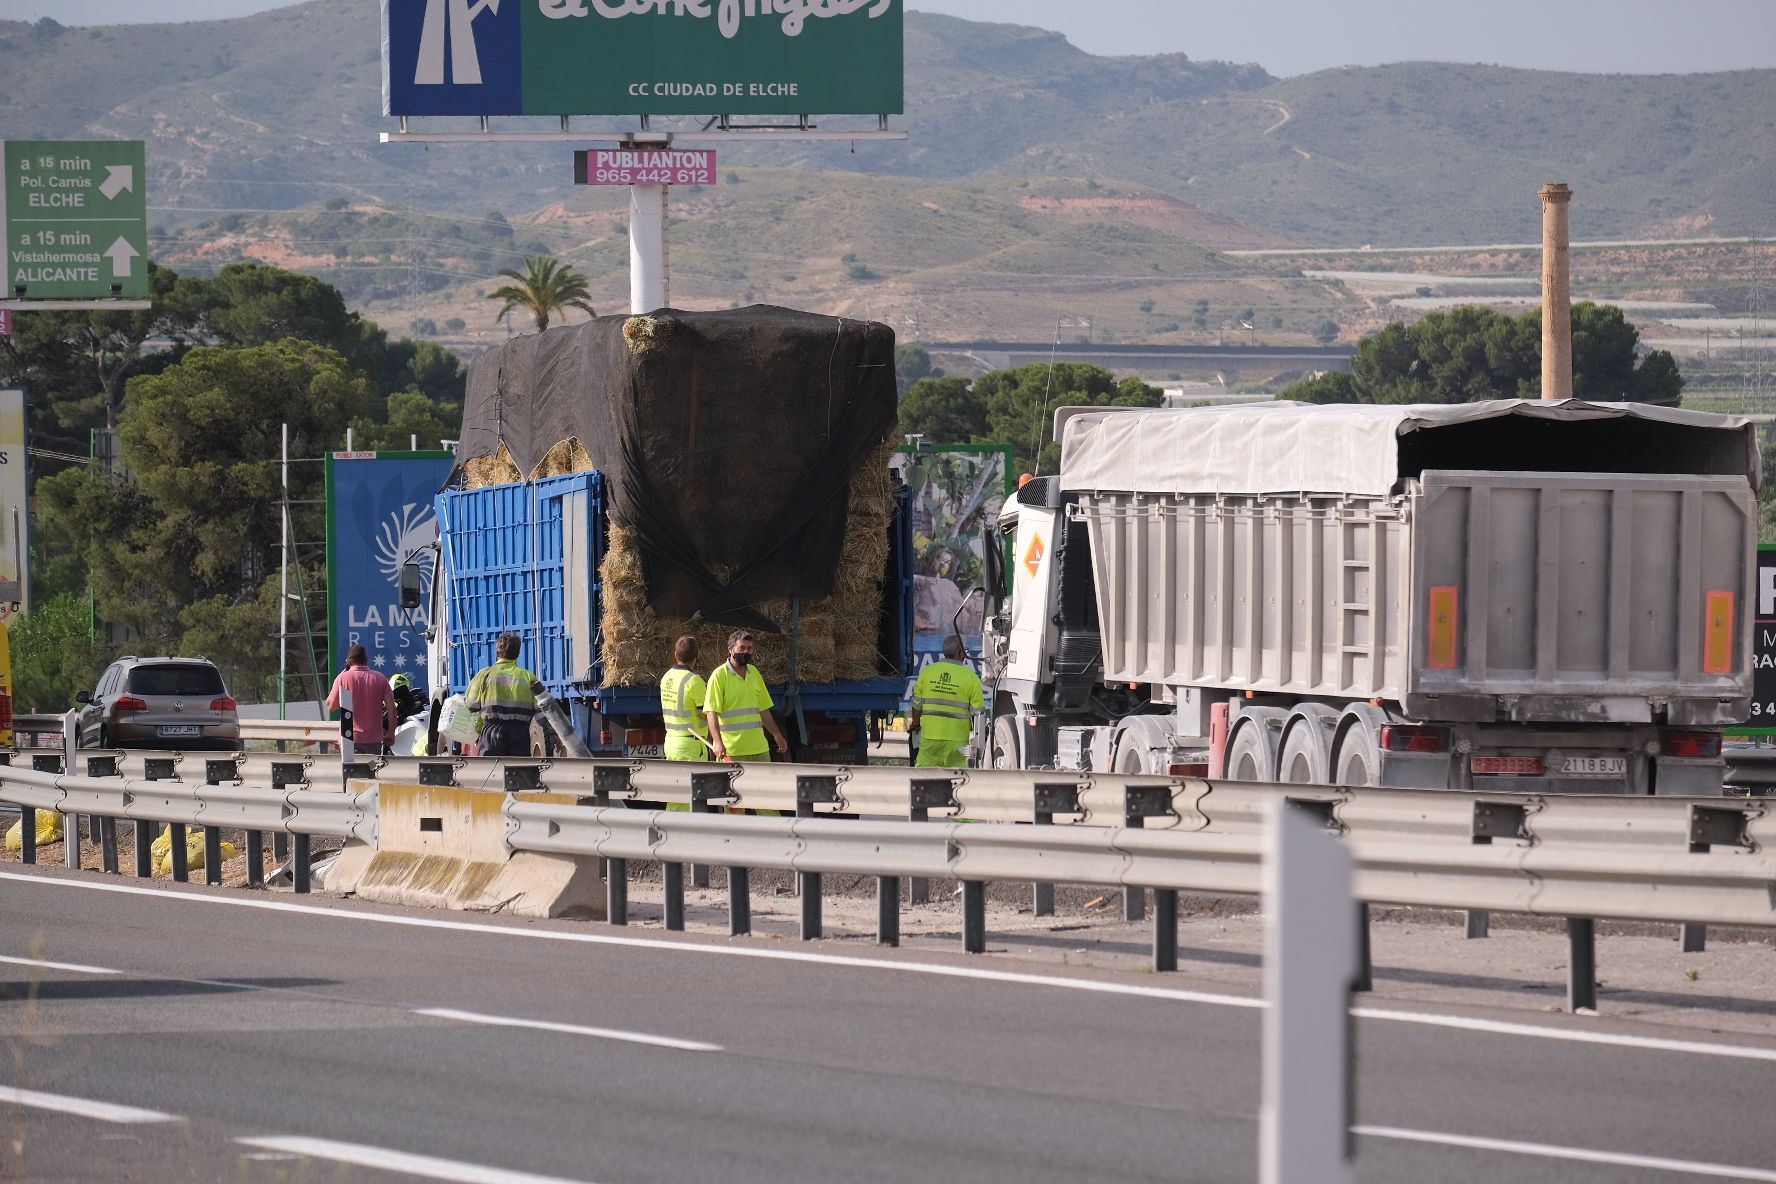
977,400 -> 1758,794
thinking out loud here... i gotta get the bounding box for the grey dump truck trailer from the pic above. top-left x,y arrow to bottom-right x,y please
979,399 -> 1757,794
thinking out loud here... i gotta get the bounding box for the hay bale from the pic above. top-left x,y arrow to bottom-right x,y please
623,315 -> 673,354
531,437 -> 595,480
597,434 -> 898,688
463,444 -> 521,489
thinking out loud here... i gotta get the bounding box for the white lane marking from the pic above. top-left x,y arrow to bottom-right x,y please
0,953 -> 120,976
0,1085 -> 179,1124
414,1008 -> 722,1053
1358,1125 -> 1776,1182
0,871 -> 1259,1010
235,1136 -> 597,1184
9,870 -> 1776,1066
1354,1006 -> 1776,1065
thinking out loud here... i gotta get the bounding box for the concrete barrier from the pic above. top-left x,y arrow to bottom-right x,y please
328,781 -> 606,920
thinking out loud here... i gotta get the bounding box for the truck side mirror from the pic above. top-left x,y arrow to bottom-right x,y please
398,561 -> 423,610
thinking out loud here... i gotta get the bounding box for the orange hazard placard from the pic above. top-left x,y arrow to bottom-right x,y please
1023,533 -> 1046,577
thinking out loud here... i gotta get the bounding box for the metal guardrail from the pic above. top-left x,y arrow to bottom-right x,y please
4,746 -> 1772,1009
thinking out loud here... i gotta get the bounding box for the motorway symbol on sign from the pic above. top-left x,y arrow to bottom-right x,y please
1,140 -> 149,301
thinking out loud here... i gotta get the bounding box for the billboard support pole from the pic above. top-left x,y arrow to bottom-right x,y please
279,422 -> 289,721
630,184 -> 667,315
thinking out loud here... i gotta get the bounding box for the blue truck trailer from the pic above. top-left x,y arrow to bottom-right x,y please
425,469 -> 915,763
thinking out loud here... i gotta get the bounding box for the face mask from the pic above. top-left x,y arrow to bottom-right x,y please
733,652 -> 751,667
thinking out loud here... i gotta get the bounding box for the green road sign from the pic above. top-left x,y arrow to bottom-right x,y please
2,140 -> 148,301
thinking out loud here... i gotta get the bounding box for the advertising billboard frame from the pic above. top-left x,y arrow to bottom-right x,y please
381,0 -> 904,120
1733,541 -> 1776,738
323,450 -> 454,694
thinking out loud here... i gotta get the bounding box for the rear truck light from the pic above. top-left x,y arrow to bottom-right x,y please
209,697 -> 237,712
1380,724 -> 1448,753
1702,590 -> 1735,675
805,723 -> 859,745
0,691 -> 11,728
1471,755 -> 1545,776
1660,730 -> 1722,759
114,696 -> 148,713
624,728 -> 665,747
1427,585 -> 1460,670
1168,761 -> 1209,777
599,726 -> 614,747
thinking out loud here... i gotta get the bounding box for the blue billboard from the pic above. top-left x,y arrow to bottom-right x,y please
325,452 -> 454,685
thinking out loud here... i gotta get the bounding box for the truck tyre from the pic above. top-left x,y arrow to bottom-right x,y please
1278,705 -> 1339,785
1331,708 -> 1386,787
990,714 -> 1021,770
1225,709 -> 1285,782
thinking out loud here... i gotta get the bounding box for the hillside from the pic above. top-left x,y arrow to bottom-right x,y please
4,5 -> 1773,245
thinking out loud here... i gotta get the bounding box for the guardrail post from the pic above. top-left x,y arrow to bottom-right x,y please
1465,910 -> 1490,939
1153,888 -> 1179,973
86,755 -> 120,875
607,856 -> 629,926
292,833 -> 311,895
1032,782 -> 1081,917
877,876 -> 900,947
169,823 -> 189,882
204,827 -> 223,887
690,772 -> 732,889
1567,918 -> 1597,1012
1681,923 -> 1707,953
100,818 -> 119,876
663,861 -> 685,931
908,778 -> 956,907
245,831 -> 265,888
796,776 -> 840,941
1123,785 -> 1173,922
19,806 -> 35,864
1353,903 -> 1373,993
728,867 -> 751,936
962,880 -> 986,953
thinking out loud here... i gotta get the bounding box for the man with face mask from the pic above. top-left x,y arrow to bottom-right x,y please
704,629 -> 791,762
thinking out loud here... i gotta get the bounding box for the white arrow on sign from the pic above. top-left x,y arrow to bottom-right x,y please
99,164 -> 134,201
103,237 -> 139,280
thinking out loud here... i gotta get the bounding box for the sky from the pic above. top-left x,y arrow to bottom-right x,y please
6,0 -> 1775,76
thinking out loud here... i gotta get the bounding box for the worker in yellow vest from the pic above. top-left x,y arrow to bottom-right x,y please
705,629 -> 790,762
659,635 -> 713,761
911,635 -> 985,768
465,632 -> 543,757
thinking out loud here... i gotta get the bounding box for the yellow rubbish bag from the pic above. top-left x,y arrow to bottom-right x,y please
5,810 -> 64,850
150,825 -> 238,876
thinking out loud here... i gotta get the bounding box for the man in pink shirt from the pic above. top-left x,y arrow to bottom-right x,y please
325,644 -> 397,755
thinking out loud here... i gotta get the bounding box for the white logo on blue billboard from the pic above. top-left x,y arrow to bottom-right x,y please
376,502 -> 438,599
416,0 -> 501,85
386,0 -> 523,115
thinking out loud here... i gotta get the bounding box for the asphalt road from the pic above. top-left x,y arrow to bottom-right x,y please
3,864 -> 1775,1184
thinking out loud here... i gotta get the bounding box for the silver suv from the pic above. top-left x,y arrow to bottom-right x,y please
75,657 -> 240,750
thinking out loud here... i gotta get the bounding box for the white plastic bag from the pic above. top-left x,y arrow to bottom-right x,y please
437,693 -> 478,744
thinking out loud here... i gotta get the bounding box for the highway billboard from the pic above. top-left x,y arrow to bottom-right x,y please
325,452 -> 454,686
382,0 -> 903,117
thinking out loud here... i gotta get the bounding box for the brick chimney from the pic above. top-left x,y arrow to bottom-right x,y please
1539,183 -> 1573,401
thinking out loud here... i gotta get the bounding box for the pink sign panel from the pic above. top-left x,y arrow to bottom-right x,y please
574,149 -> 716,187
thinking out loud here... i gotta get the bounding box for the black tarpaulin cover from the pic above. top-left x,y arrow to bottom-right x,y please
456,306 -> 897,629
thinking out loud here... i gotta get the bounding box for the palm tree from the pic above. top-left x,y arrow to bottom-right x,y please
487,256 -> 597,333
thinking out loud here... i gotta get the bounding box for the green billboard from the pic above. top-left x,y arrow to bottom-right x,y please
2,140 -> 149,302
382,0 -> 904,117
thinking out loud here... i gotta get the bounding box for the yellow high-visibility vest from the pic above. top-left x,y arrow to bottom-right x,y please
659,664 -> 711,760
912,659 -> 983,744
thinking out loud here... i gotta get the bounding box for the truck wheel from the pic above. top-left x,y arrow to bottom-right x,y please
1332,716 -> 1383,787
1225,718 -> 1278,782
990,715 -> 1021,770
1278,706 -> 1338,784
